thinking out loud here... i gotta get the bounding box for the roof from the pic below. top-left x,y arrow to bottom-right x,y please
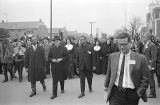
0,21 -> 45,29
67,31 -> 77,35
48,28 -> 66,33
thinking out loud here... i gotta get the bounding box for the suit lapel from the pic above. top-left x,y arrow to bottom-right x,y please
113,52 -> 120,79
130,51 -> 136,76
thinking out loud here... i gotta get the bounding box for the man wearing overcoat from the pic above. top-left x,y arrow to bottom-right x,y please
48,36 -> 68,99
24,37 -> 46,97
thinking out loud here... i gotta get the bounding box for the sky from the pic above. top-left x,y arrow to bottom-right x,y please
0,0 -> 151,36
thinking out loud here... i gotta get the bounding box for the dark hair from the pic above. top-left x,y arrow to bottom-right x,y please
80,36 -> 86,39
65,38 -> 71,44
116,32 -> 131,42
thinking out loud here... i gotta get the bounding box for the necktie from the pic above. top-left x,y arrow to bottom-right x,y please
34,45 -> 37,50
118,54 -> 125,88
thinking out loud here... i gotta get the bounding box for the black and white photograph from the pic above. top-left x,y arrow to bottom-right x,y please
0,0 -> 160,105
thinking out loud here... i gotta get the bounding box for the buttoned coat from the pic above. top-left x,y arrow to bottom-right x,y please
142,41 -> 157,70
104,51 -> 150,103
48,45 -> 68,81
0,43 -> 13,64
24,45 -> 46,82
75,44 -> 93,71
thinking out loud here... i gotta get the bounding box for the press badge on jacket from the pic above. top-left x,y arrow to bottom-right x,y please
129,60 -> 136,64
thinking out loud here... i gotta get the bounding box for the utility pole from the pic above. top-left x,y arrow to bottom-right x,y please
88,22 -> 96,38
96,28 -> 100,38
50,0 -> 52,39
124,0 -> 127,27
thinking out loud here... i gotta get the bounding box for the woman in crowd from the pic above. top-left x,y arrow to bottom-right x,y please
92,38 -> 102,74
101,38 -> 112,75
65,38 -> 76,78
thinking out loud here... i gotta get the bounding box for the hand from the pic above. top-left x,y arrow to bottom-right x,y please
93,67 -> 96,71
52,59 -> 57,63
104,87 -> 108,92
76,68 -> 79,74
24,67 -> 28,72
57,58 -> 62,63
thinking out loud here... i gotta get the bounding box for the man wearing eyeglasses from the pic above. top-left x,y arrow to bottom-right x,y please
104,32 -> 150,105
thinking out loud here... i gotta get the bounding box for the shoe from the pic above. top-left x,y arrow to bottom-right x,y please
147,94 -> 156,98
50,95 -> 57,99
78,93 -> 85,98
13,75 -> 17,78
11,77 -> 13,80
2,80 -> 8,83
43,85 -> 46,92
89,88 -> 92,93
61,90 -> 65,93
29,92 -> 36,97
158,84 -> 160,88
19,79 -> 22,82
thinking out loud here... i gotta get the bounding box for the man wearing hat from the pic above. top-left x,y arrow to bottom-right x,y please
48,36 -> 68,99
24,37 -> 46,97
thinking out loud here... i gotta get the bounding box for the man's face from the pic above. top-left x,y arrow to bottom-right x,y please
141,34 -> 148,42
17,42 -> 22,47
118,37 -> 131,54
114,39 -> 118,43
80,37 -> 86,45
54,40 -> 61,47
32,39 -> 37,45
44,39 -> 48,44
107,39 -> 110,44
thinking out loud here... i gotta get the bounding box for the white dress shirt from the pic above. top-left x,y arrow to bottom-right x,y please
115,50 -> 135,89
32,45 -> 37,51
144,40 -> 150,49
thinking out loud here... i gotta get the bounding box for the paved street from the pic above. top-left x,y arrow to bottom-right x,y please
0,72 -> 160,105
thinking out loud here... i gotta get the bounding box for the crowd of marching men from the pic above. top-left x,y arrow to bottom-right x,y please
0,36 -> 118,81
0,33 -> 160,98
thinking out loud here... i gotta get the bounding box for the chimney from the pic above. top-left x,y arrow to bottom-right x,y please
1,20 -> 4,23
39,19 -> 42,22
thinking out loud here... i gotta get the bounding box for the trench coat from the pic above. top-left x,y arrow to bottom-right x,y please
24,45 -> 46,82
48,45 -> 68,81
0,43 -> 13,64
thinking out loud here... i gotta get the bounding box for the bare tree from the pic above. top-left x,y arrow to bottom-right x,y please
129,16 -> 144,39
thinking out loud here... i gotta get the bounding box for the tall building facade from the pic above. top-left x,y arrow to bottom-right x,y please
147,0 -> 160,37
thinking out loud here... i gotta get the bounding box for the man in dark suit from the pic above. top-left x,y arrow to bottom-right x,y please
75,36 -> 94,98
24,37 -> 46,97
141,33 -> 157,98
0,39 -> 14,83
104,32 -> 150,105
48,36 -> 68,99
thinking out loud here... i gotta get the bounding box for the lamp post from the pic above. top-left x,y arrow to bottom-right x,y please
50,0 -> 52,39
88,22 -> 96,38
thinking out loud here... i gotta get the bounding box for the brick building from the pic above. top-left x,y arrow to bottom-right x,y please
48,27 -> 68,39
0,19 -> 48,39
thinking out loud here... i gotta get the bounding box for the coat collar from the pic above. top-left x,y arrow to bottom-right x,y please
130,51 -> 136,74
113,51 -> 136,78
